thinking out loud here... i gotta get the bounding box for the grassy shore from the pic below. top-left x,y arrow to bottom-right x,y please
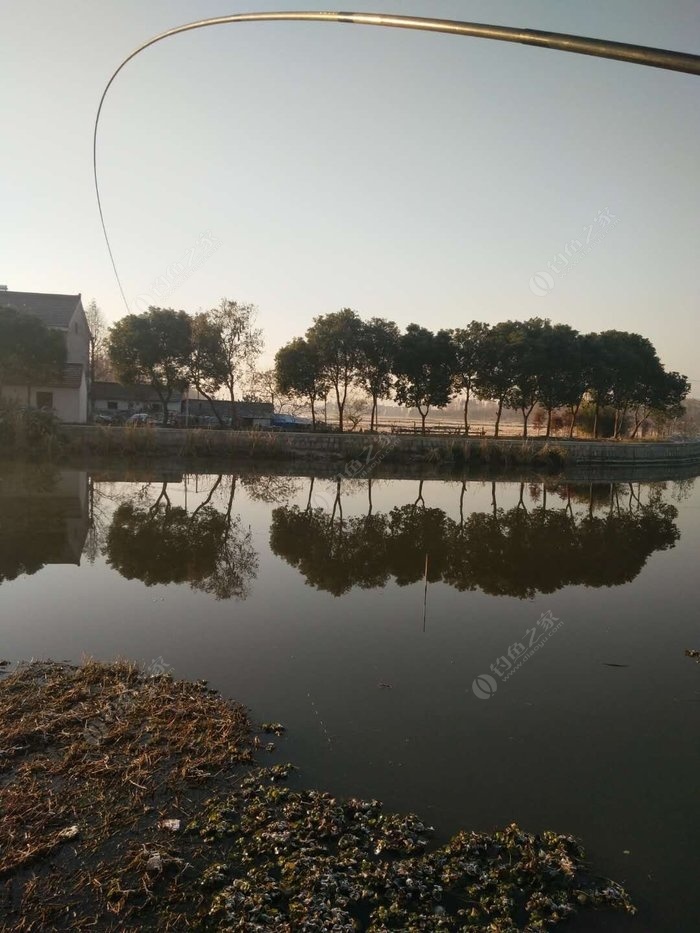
0,660 -> 635,931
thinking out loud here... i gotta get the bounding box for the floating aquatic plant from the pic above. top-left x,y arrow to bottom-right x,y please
0,661 -> 635,930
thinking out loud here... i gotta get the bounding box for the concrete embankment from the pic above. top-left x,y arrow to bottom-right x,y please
56,424 -> 700,472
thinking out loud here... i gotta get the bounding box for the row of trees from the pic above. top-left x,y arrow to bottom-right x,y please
107,301 -> 263,424
275,311 -> 689,436
6,293 -> 685,440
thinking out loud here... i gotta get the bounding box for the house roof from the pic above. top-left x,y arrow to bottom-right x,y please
187,398 -> 273,418
0,291 -> 83,329
234,402 -> 274,418
92,381 -> 184,403
59,364 -> 85,389
47,364 -> 84,389
2,363 -> 84,390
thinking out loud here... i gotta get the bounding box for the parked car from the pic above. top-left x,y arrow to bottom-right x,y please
94,412 -> 126,425
271,413 -> 313,432
126,412 -> 157,426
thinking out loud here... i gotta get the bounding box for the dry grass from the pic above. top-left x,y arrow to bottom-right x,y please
0,660 -> 253,930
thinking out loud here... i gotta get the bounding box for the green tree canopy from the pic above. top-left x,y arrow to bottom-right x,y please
188,311 -> 229,425
274,337 -> 328,429
107,307 -> 191,425
393,325 -> 455,433
450,321 -> 490,434
356,317 -> 400,431
306,309 -> 363,432
473,321 -> 519,437
208,299 -> 263,426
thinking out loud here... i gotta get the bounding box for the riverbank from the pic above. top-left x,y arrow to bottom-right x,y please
11,423 -> 700,475
0,660 -> 635,931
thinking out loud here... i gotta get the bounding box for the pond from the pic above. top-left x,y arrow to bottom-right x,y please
1,462 -> 699,932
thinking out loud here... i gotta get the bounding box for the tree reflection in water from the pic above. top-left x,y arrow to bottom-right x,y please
103,477 -> 259,600
271,479 -> 681,598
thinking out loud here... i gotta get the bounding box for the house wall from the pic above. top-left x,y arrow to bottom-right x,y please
66,304 -> 90,369
77,371 -> 88,423
2,369 -> 87,423
2,381 -> 85,422
94,397 -> 181,416
94,398 -> 136,414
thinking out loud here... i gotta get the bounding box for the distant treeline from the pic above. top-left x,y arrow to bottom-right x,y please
275,311 -> 690,437
5,296 -> 681,439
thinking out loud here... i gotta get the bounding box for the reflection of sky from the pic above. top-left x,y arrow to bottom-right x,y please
1,472 -> 699,931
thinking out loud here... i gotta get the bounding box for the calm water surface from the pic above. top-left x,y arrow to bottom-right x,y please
1,463 -> 699,932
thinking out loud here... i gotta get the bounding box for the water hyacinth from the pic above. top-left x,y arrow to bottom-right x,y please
0,661 -> 634,930
196,769 -> 635,931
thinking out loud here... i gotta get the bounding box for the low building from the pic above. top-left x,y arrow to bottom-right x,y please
0,290 -> 89,422
184,396 -> 273,428
92,382 -> 184,419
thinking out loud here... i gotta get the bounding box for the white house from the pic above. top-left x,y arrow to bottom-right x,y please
0,290 -> 90,423
92,381 -> 185,419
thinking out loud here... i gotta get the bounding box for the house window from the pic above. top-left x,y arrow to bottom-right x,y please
107,401 -> 118,411
36,391 -> 54,410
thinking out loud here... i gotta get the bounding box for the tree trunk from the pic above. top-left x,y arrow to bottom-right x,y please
154,388 -> 171,426
463,384 -> 471,435
568,400 -> 581,438
335,385 -> 344,433
89,338 -> 95,420
310,397 -> 316,431
420,409 -> 427,435
228,383 -> 236,428
522,409 -> 528,438
197,385 -> 224,426
546,407 -> 553,437
415,479 -> 425,507
618,404 -> 629,438
192,475 -> 222,516
518,482 -> 526,510
593,401 -> 600,439
631,409 -> 648,438
494,398 -> 504,437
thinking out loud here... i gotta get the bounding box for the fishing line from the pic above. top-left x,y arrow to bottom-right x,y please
94,11 -> 700,311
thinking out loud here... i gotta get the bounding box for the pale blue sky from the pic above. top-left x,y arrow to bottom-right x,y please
2,1 -> 699,385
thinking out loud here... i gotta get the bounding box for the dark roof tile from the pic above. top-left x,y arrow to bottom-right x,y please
0,291 -> 82,329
